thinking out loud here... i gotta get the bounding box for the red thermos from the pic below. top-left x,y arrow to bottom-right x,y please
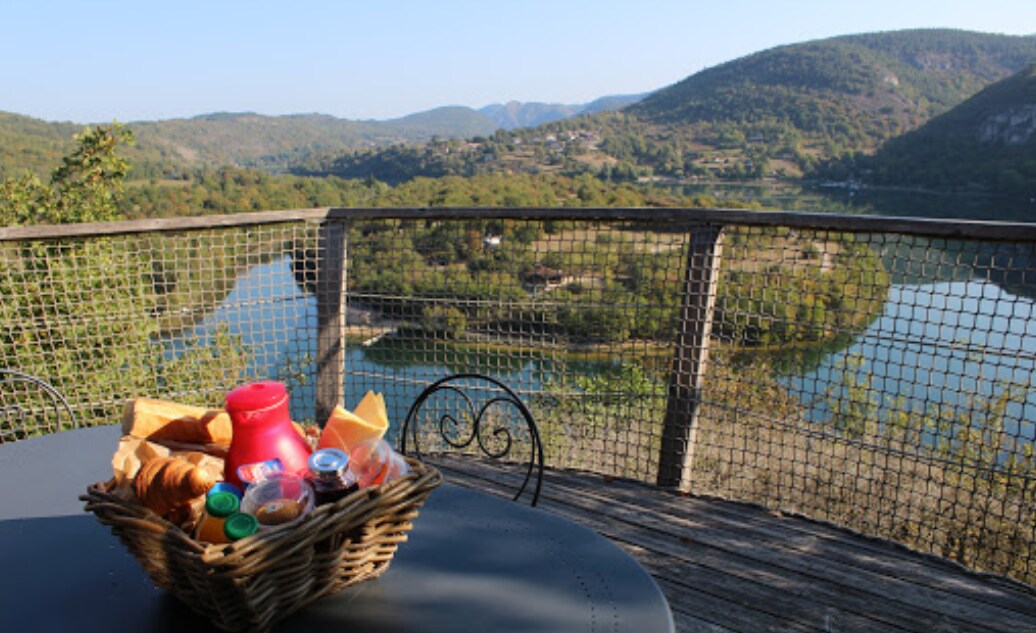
223,381 -> 312,489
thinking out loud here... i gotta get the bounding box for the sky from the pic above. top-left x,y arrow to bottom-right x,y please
3,0 -> 1035,124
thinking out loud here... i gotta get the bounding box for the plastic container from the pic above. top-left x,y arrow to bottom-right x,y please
384,452 -> 410,483
195,491 -> 240,544
240,474 -> 314,528
348,438 -> 410,488
223,381 -> 313,489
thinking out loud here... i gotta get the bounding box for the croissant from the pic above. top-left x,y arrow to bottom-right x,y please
134,455 -> 214,517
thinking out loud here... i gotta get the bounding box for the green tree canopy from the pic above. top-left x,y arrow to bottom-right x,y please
1,123 -> 134,226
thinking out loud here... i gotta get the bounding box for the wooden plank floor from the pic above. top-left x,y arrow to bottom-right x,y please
423,456 -> 1036,633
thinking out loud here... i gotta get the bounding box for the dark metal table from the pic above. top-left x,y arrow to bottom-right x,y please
0,426 -> 674,633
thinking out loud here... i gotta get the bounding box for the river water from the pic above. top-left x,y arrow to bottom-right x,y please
183,221 -> 1036,447
782,279 -> 1036,441
180,256 -> 554,436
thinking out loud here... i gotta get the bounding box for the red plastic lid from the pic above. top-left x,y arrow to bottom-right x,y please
225,381 -> 288,412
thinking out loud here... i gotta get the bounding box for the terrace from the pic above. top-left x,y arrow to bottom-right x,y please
2,206 -> 1036,631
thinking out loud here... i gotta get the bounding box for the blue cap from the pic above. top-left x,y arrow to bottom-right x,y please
208,481 -> 243,499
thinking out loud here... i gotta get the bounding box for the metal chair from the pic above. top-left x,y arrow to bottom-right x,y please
0,369 -> 78,442
400,373 -> 544,505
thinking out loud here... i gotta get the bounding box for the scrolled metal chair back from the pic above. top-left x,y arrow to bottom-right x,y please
400,373 -> 544,505
0,369 -> 78,443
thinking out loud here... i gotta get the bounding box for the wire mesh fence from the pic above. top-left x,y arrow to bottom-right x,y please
1,207 -> 1035,585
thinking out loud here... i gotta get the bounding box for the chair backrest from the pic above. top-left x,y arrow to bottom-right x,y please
0,369 -> 78,442
400,373 -> 544,505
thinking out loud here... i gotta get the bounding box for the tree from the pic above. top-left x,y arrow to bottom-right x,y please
0,125 -> 248,433
1,123 -> 133,227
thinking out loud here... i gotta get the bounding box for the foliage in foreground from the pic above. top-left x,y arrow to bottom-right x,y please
0,126 -> 251,433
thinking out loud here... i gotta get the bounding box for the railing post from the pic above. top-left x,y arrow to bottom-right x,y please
657,224 -> 725,492
315,219 -> 347,425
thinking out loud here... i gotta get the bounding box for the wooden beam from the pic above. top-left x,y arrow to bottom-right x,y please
315,220 -> 347,425
657,225 -> 725,491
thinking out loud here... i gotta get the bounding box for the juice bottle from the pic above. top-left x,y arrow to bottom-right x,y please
223,381 -> 313,489
195,491 -> 240,544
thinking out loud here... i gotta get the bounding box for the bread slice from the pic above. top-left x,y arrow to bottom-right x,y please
122,398 -> 233,445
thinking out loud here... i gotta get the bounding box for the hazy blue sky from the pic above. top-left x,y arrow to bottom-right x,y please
3,0 -> 1034,123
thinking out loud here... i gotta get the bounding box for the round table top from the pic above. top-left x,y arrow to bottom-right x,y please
0,426 -> 674,633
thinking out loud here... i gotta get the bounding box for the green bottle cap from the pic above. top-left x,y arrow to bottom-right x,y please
205,491 -> 240,518
223,512 -> 260,541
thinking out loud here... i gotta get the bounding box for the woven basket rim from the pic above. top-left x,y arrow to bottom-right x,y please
81,456 -> 444,563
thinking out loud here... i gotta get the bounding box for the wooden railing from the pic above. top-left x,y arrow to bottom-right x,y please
2,206 -> 1036,585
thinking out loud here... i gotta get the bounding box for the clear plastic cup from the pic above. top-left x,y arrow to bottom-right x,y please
384,452 -> 410,483
240,474 -> 314,528
348,438 -> 392,488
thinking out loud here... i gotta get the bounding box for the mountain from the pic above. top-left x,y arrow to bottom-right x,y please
382,106 -> 498,137
305,29 -> 1036,186
626,29 -> 1036,164
860,63 -> 1036,196
479,94 -> 645,129
0,107 -> 499,180
128,107 -> 498,174
480,101 -> 581,129
0,112 -> 83,179
579,94 -> 647,115
6,29 -> 1035,189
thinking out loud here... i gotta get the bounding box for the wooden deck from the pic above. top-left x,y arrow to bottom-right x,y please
424,456 -> 1036,633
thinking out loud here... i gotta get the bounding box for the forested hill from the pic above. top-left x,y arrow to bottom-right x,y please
632,29 -> 1036,134
625,29 -> 1036,163
128,107 -> 498,175
0,112 -> 83,180
0,107 -> 500,180
854,63 -> 1036,197
310,29 -> 1036,185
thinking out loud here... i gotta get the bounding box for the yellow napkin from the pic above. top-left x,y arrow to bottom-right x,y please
317,391 -> 389,453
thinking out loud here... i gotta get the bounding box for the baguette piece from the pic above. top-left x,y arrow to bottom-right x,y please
122,398 -> 233,445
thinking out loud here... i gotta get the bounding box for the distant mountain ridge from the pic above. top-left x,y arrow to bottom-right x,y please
4,28 -> 1036,193
479,93 -> 645,129
127,106 -> 500,174
0,107 -> 501,178
313,29 -> 1036,186
0,94 -> 642,179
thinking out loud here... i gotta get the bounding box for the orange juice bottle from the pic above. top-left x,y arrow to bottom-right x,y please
195,491 -> 239,544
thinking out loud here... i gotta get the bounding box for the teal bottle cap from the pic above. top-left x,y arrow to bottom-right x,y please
205,491 -> 240,518
208,481 -> 243,499
223,512 -> 260,541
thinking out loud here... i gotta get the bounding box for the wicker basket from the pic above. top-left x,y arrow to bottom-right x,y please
81,457 -> 442,632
